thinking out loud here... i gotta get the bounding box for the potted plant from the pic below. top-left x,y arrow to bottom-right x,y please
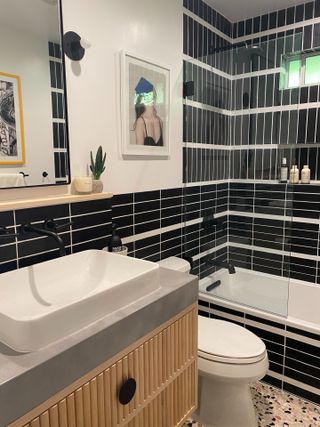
90,146 -> 106,193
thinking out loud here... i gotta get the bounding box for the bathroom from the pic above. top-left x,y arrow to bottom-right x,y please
0,0 -> 319,426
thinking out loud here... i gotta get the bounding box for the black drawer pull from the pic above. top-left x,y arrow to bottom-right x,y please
119,378 -> 136,405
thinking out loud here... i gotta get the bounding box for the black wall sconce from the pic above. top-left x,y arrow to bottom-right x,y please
183,81 -> 195,98
63,31 -> 91,61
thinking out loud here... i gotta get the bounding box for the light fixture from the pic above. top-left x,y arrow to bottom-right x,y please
63,31 -> 91,61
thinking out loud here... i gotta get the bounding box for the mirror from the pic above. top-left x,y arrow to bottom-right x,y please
0,0 -> 69,189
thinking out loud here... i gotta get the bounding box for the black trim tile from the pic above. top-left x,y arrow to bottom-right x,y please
72,224 -> 111,245
71,199 -> 111,216
72,211 -> 111,230
134,190 -> 160,203
0,260 -> 18,274
0,244 -> 17,263
16,205 -> 69,225
283,382 -> 320,405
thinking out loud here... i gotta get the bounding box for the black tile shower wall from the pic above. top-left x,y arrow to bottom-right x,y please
183,0 -> 320,184
228,2 -> 320,181
228,182 -> 320,284
183,0 -> 233,38
198,298 -> 320,405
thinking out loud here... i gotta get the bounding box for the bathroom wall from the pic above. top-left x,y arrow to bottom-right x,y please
0,0 -> 183,202
62,0 -> 184,195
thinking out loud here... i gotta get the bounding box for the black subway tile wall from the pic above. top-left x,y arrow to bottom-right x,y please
0,199 -> 112,273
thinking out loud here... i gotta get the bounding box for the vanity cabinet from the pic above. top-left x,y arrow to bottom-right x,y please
8,304 -> 197,427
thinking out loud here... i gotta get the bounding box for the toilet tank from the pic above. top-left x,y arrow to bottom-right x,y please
157,257 -> 191,273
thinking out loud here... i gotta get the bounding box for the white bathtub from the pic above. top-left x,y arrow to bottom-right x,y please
200,268 -> 320,332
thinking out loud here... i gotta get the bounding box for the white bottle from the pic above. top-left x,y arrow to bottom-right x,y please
280,158 -> 288,183
301,165 -> 311,184
290,165 -> 299,184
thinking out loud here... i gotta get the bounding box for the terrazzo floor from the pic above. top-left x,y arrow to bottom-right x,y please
184,382 -> 320,427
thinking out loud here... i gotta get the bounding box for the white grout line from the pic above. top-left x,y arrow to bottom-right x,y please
184,98 -> 320,117
183,53 -> 282,81
183,99 -> 232,116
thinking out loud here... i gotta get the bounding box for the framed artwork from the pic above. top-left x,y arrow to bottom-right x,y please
120,51 -> 170,157
0,72 -> 25,165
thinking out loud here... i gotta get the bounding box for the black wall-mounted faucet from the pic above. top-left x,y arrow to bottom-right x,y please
0,226 -> 19,240
20,219 -> 72,257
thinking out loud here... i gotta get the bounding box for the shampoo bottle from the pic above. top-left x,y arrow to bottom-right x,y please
289,165 -> 299,184
301,165 -> 311,184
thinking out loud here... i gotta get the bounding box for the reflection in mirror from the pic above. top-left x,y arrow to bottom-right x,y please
0,0 -> 69,188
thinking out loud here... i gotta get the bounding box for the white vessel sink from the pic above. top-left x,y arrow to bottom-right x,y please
0,250 -> 160,352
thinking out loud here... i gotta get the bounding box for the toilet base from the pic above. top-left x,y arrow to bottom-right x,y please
194,375 -> 258,427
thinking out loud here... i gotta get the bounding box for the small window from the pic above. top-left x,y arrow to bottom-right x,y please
281,52 -> 320,89
305,55 -> 320,85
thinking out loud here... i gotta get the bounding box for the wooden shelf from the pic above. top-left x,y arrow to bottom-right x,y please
0,192 -> 113,212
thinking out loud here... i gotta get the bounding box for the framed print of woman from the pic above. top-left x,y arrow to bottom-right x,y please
121,52 -> 170,157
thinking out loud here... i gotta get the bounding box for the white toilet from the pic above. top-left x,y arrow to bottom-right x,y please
158,257 -> 269,427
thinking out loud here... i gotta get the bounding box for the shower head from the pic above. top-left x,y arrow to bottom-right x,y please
234,45 -> 265,64
247,45 -> 265,58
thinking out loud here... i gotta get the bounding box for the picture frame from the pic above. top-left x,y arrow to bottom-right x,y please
0,72 -> 25,165
120,51 -> 170,157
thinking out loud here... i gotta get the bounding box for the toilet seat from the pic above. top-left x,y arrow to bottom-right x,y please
198,316 -> 266,365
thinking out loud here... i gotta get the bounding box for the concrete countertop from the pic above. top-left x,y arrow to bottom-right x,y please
0,268 -> 198,426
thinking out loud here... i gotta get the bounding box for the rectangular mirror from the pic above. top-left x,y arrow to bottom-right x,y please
0,0 -> 70,189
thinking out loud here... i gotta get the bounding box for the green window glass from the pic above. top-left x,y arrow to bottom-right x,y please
287,59 -> 301,88
305,55 -> 320,85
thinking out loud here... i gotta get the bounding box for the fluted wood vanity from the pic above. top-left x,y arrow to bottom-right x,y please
0,268 -> 198,427
9,305 -> 197,427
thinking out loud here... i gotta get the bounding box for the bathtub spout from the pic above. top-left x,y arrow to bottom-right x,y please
205,258 -> 236,275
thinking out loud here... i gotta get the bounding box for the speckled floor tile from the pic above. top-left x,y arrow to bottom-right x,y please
184,381 -> 320,427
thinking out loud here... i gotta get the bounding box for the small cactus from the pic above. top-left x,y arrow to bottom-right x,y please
90,146 -> 106,180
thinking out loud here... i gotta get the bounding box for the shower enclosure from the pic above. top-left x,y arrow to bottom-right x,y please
183,28 -> 319,318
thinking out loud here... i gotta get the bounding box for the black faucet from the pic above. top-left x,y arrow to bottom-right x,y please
20,219 -> 72,257
0,226 -> 20,240
205,258 -> 236,274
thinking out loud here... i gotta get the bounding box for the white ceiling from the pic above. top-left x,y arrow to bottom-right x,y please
0,0 -> 60,42
206,0 -> 311,22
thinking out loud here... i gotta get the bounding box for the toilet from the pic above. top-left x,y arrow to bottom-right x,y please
158,257 -> 269,427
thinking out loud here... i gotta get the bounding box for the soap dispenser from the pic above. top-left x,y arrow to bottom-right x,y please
108,223 -> 123,253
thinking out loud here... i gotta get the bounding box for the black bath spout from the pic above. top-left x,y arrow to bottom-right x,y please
205,258 -> 236,275
21,224 -> 66,257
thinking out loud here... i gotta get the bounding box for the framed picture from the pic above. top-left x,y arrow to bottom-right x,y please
120,51 -> 170,157
0,72 -> 25,165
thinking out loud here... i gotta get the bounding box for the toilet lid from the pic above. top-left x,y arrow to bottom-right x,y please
198,317 -> 266,364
